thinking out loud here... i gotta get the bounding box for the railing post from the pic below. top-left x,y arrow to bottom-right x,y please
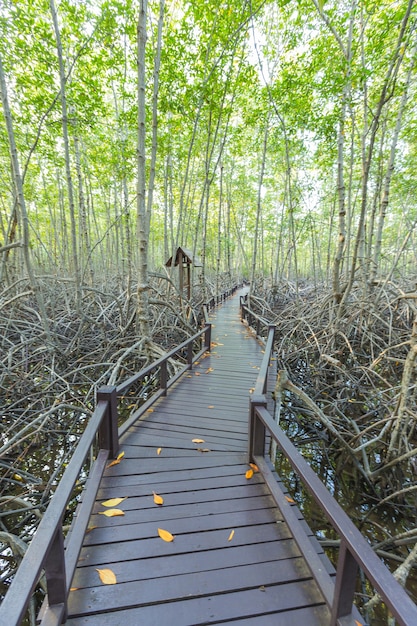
204,322 -> 212,352
43,526 -> 67,621
97,385 -> 119,459
330,540 -> 359,626
160,360 -> 168,396
248,394 -> 267,462
187,340 -> 194,368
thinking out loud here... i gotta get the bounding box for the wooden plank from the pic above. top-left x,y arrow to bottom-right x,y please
84,509 -> 282,547
67,583 -> 329,625
72,538 -> 301,588
97,470 -> 267,499
127,421 -> 247,443
94,483 -> 272,513
87,496 -> 280,543
87,495 -> 278,531
98,462 -> 258,489
68,559 -> 318,616
101,453 -> 249,477
78,521 -> 293,566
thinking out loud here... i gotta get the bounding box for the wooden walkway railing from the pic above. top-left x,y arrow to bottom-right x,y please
1,286 -> 417,625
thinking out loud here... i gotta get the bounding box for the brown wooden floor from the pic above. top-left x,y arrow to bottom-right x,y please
66,291 -> 332,625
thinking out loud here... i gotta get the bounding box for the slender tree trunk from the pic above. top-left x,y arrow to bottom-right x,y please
0,53 -> 52,344
332,0 -> 356,304
371,33 -> 417,287
50,0 -> 81,309
72,121 -> 93,283
251,119 -> 269,291
340,0 -> 414,309
136,0 -> 151,340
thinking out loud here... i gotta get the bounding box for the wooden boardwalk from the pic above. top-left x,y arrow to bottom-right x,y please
66,292 -> 332,625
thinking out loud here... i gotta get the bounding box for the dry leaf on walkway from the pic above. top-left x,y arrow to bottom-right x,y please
208,405 -> 214,409
158,528 -> 174,542
147,408 -> 154,413
228,530 -> 235,542
245,469 -> 254,479
195,372 -> 201,376
106,458 -> 120,469
285,496 -> 295,504
153,492 -> 164,505
157,447 -> 162,455
86,526 -> 98,533
192,438 -> 205,443
197,448 -> 211,453
101,497 -> 127,507
249,463 -> 259,472
205,367 -> 214,373
106,451 -> 125,469
98,509 -> 125,517
96,568 -> 117,585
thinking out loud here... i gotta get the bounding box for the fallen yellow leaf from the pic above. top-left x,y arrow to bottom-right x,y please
205,368 -> 214,373
158,528 -> 174,542
192,438 -> 205,443
245,469 -> 254,479
106,458 -> 120,469
285,496 -> 295,503
208,405 -> 214,409
98,508 -> 125,517
195,372 -> 201,376
153,492 -> 164,505
197,448 -> 211,453
106,451 -> 125,469
86,526 -> 98,533
249,463 -> 259,472
70,587 -> 79,592
147,408 -> 154,413
96,568 -> 117,585
101,497 -> 127,507
355,622 -> 363,626
13,473 -> 23,481
157,447 -> 162,455
228,529 -> 235,542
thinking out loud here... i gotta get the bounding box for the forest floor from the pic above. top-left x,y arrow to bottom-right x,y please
1,274 -> 416,621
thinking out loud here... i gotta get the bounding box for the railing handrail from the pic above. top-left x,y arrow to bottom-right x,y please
248,320 -> 417,626
116,325 -> 207,395
0,285 -> 240,626
240,299 -> 270,340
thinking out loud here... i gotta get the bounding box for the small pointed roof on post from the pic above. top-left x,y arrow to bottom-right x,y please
165,246 -> 203,267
